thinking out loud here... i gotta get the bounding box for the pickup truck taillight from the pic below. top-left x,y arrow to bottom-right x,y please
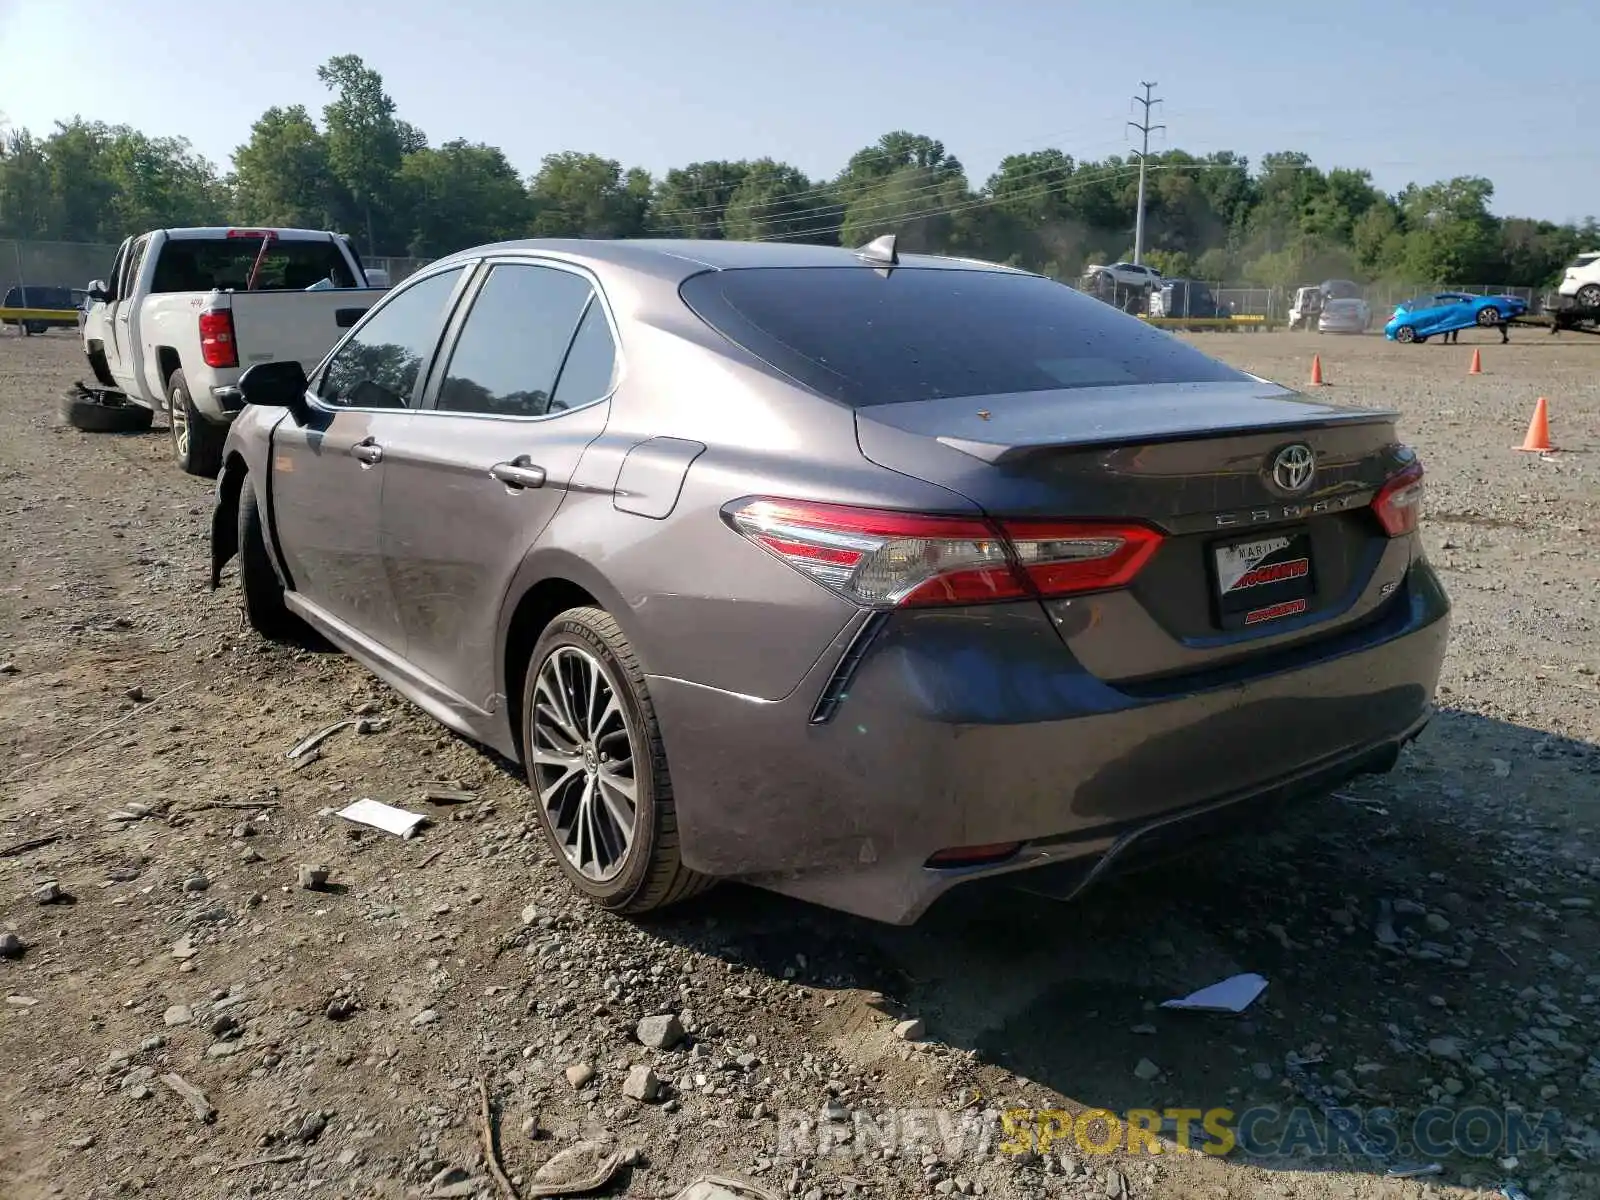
199,309 -> 238,369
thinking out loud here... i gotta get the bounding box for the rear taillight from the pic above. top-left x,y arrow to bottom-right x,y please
1004,520 -> 1163,596
724,498 -> 1164,609
199,309 -> 237,369
1373,460 -> 1425,536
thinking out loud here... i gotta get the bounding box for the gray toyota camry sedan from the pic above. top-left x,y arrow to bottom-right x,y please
209,236 -> 1449,925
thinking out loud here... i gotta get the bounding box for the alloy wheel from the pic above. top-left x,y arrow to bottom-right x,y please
529,645 -> 639,882
170,389 -> 190,459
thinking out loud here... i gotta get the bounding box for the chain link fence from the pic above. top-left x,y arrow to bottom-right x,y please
2,237 -> 1549,326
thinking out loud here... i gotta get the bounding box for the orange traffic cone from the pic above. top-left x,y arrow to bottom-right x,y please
1309,354 -> 1325,386
1469,348 -> 1483,375
1515,397 -> 1554,452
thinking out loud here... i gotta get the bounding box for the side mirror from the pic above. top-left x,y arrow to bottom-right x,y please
238,359 -> 313,426
87,280 -> 109,303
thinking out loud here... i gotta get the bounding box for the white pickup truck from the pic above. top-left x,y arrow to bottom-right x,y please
70,227 -> 386,477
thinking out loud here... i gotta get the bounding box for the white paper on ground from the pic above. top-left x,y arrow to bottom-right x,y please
1159,972 -> 1267,1013
336,798 -> 426,838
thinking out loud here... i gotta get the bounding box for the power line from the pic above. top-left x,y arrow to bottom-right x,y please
1128,82 -> 1165,266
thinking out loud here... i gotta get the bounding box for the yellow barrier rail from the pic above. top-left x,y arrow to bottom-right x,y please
2,307 -> 81,323
1142,315 -> 1277,330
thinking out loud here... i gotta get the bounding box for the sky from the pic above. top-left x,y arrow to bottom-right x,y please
2,0 -> 1596,225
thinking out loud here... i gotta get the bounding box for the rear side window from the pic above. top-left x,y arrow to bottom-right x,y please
435,263 -> 597,418
1570,254 -> 1599,270
150,236 -> 357,293
678,267 -> 1250,408
550,301 -> 618,412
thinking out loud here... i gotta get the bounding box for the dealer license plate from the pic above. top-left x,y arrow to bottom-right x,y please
1211,528 -> 1316,630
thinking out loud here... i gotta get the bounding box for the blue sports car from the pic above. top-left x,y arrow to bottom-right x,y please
1384,291 -> 1528,343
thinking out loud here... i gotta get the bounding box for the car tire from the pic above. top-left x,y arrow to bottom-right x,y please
1476,307 -> 1501,328
237,480 -> 303,642
1394,326 -> 1417,344
521,606 -> 713,916
168,369 -> 226,479
1575,284 -> 1600,309
59,387 -> 155,433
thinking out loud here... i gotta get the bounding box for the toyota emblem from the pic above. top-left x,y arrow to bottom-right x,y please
1270,444 -> 1316,494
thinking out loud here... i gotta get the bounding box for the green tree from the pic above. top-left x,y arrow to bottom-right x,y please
0,128 -> 53,238
721,159 -> 821,242
317,54 -> 410,253
649,161 -> 751,238
836,132 -> 970,251
231,106 -> 341,229
528,152 -> 649,238
399,140 -> 534,256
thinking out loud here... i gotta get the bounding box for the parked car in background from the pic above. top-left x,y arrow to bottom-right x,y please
1554,250 -> 1600,308
210,235 -> 1448,926
2,285 -> 82,335
1149,278 -> 1226,319
1318,296 -> 1371,333
73,227 -> 385,473
1089,261 -> 1162,291
1384,292 -> 1528,343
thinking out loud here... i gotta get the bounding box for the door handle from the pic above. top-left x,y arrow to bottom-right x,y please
490,456 -> 547,490
350,438 -> 383,466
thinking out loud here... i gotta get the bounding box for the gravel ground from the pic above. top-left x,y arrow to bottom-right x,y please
1,328 -> 1596,1200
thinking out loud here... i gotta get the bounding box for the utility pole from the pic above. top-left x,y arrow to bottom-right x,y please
1128,82 -> 1165,266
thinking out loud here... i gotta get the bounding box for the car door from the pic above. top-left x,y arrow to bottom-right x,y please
269,262 -> 473,653
377,258 -> 619,715
95,238 -> 137,391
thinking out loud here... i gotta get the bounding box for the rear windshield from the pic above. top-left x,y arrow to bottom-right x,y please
150,236 -> 356,293
678,267 -> 1250,407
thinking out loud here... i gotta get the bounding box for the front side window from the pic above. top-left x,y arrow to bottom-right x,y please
318,267 -> 465,409
435,263 -> 598,418
680,266 -> 1251,408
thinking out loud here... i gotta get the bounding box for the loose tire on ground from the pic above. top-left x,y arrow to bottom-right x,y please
58,387 -> 155,434
168,369 -> 226,479
237,481 -> 304,642
522,606 -> 713,916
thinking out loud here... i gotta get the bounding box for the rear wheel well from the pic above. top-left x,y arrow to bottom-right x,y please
503,579 -> 599,761
156,347 -> 182,393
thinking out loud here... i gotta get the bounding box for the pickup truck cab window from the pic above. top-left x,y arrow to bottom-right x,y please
318,266 -> 466,410
149,237 -> 358,293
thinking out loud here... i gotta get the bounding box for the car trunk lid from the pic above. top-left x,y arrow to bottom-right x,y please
854,380 -> 1415,679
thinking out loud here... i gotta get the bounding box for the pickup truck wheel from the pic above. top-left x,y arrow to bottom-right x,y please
237,481 -> 302,642
1576,284 -> 1600,309
59,387 -> 154,434
522,607 -> 714,917
168,369 -> 225,479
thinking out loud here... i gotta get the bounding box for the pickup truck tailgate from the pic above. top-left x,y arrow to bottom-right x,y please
226,290 -> 378,372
